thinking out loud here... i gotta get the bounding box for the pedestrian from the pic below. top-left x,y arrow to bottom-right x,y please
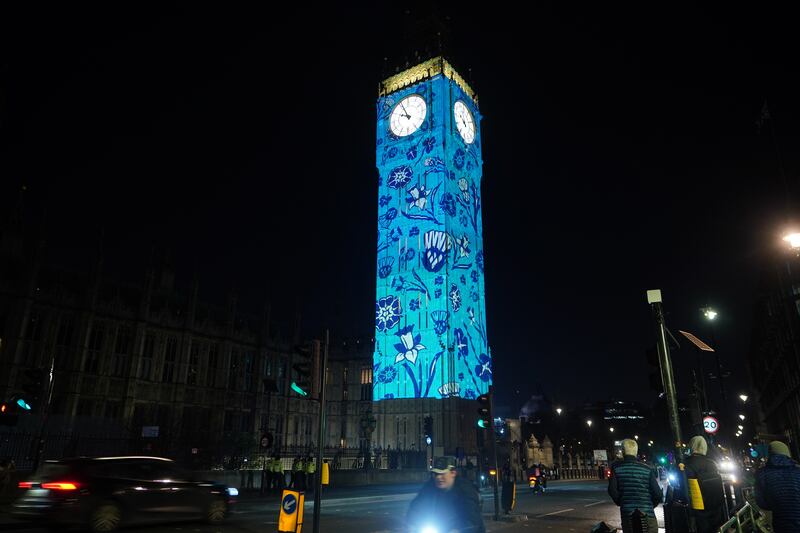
272,455 -> 284,493
406,456 -> 485,533
305,454 -> 316,492
684,435 -> 725,533
756,441 -> 800,532
292,455 -> 305,491
608,438 -> 663,532
290,456 -> 299,488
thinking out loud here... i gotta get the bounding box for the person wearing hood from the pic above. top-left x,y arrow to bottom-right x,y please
608,438 -> 663,532
684,435 -> 725,532
756,441 -> 800,532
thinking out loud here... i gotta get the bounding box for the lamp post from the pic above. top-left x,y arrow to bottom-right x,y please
701,306 -> 727,405
778,231 -> 800,457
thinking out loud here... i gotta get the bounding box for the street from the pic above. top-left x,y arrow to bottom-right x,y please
1,480 -> 666,532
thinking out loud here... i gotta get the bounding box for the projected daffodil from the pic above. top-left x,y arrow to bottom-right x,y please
394,325 -> 426,365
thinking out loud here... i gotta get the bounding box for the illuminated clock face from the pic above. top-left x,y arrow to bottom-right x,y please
389,95 -> 427,137
453,100 -> 476,144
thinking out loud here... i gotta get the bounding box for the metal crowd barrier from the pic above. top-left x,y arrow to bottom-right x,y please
715,489 -> 773,533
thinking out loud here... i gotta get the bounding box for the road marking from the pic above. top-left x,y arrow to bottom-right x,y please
584,500 -> 605,507
536,508 -> 574,518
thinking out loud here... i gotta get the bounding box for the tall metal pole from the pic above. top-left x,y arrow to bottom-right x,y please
488,385 -> 500,521
647,291 -> 686,466
32,352 -> 56,471
312,330 -> 329,533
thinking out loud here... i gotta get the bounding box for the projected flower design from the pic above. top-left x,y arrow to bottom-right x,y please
453,148 -> 465,170
475,353 -> 492,382
449,284 -> 462,312
440,192 -> 456,217
387,165 -> 413,189
406,184 -> 430,211
394,325 -> 426,365
378,208 -> 398,229
377,257 -> 394,279
375,295 -> 401,332
432,310 -> 448,335
377,366 -> 398,384
454,328 -> 468,360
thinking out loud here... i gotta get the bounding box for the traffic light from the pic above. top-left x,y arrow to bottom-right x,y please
424,415 -> 433,444
477,392 -> 492,429
646,346 -> 662,393
291,344 -> 312,397
20,367 -> 45,411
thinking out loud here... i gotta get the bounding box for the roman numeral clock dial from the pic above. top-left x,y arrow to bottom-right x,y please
389,94 -> 427,137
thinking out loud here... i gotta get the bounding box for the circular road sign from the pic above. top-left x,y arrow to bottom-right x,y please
282,493 -> 297,515
703,416 -> 719,434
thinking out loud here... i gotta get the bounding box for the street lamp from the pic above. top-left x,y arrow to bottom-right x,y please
739,394 -> 749,402
609,427 -> 615,433
556,407 -> 563,415
586,419 -> 593,427
739,414 -> 746,421
635,435 -> 639,440
703,307 -> 718,321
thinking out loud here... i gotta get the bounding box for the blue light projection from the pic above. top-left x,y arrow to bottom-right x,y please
373,63 -> 490,401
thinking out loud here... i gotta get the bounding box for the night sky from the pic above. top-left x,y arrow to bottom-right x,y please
3,4 -> 799,414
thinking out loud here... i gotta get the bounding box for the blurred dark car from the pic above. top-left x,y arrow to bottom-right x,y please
12,456 -> 236,532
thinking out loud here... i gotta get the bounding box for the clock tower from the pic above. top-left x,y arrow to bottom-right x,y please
372,57 -> 491,456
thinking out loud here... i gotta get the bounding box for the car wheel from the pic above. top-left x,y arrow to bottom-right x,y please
89,501 -> 122,532
207,498 -> 228,524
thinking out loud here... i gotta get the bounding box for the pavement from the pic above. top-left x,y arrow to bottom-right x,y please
0,479 -> 667,532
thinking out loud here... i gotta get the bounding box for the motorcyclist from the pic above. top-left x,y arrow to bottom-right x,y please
407,456 -> 485,533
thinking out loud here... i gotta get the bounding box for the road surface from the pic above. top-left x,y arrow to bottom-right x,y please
1,480 -> 666,532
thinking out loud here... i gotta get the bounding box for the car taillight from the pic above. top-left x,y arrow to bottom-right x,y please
18,482 -> 33,489
41,482 -> 79,490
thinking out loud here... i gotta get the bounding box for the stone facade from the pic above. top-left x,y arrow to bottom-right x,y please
0,227 -> 374,464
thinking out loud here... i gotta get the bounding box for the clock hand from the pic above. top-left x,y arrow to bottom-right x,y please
400,103 -> 411,120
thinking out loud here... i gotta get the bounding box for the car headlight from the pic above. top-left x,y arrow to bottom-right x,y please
226,487 -> 239,496
718,460 -> 736,472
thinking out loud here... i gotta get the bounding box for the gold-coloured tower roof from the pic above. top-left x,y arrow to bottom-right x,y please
378,56 -> 477,105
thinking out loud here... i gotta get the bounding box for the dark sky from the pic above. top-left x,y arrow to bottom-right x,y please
3,4 -> 799,414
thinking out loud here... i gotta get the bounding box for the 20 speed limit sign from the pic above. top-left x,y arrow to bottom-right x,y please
703,416 -> 719,434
